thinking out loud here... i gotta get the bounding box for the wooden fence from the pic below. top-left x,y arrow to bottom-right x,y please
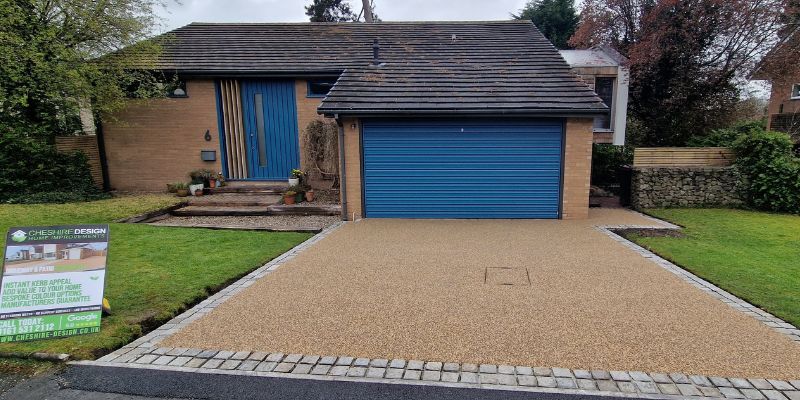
633,147 -> 735,168
55,135 -> 104,188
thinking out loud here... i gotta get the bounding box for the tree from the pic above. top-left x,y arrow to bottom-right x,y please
570,0 -> 794,146
305,0 -> 357,22
0,0 -> 167,141
514,0 -> 579,49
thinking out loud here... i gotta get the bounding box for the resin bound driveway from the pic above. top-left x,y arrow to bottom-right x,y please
161,209 -> 800,380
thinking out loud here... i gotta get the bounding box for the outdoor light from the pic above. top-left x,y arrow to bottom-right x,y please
172,87 -> 186,96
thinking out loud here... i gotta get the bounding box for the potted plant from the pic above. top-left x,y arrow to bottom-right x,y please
189,169 -> 215,187
305,188 -> 315,202
189,179 -> 205,197
208,175 -> 217,188
288,169 -> 304,186
283,190 -> 297,205
174,182 -> 189,197
216,172 -> 226,187
166,183 -> 178,193
287,185 -> 304,203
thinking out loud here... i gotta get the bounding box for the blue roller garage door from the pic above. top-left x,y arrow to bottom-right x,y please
362,119 -> 563,219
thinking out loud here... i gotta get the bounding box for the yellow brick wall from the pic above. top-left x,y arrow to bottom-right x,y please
561,118 -> 594,219
295,79 -> 335,171
102,79 -> 221,191
340,117 -> 363,220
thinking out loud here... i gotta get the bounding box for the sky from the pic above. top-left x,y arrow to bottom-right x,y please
153,0 -> 768,96
155,0 -> 532,32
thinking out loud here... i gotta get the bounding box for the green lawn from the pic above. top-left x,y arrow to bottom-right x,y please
0,195 -> 312,359
629,208 -> 800,327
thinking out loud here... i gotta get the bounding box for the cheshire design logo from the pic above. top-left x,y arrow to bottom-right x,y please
10,230 -> 26,243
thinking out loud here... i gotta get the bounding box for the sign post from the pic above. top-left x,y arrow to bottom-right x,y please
0,225 -> 109,342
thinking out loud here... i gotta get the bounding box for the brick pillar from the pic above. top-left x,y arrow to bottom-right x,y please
340,117 -> 363,220
561,118 -> 594,219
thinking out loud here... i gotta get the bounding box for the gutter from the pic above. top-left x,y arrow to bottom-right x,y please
336,116 -> 348,221
318,109 -> 608,118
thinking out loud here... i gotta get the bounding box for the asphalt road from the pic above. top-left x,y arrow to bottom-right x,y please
1,364 -> 648,400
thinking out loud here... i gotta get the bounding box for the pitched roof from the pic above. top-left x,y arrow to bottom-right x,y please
156,21 -> 607,116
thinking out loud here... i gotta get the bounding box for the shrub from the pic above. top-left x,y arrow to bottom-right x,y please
591,144 -> 633,192
302,120 -> 339,181
0,131 -> 108,203
687,119 -> 767,147
733,130 -> 800,214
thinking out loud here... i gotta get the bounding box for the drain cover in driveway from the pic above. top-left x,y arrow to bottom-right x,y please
485,267 -> 531,286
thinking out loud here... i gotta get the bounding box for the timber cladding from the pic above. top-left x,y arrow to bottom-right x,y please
633,147 -> 735,168
55,135 -> 104,188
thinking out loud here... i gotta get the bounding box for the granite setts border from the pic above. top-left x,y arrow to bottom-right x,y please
80,215 -> 800,400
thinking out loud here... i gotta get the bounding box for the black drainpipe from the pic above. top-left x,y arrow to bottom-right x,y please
336,116 -> 348,221
95,118 -> 111,192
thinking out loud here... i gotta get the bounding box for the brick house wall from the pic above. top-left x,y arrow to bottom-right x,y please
294,79 -> 336,175
340,117 -> 363,220
102,79 -> 221,191
561,118 -> 593,220
766,75 -> 800,136
339,117 -> 594,221
55,135 -> 104,188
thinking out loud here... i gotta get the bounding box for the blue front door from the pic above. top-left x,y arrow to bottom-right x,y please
240,80 -> 300,180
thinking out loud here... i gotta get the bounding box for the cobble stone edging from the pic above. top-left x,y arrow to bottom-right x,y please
631,166 -> 745,209
83,348 -> 800,400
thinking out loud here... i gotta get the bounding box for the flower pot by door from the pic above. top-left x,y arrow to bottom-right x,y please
288,178 -> 300,186
284,195 -> 296,205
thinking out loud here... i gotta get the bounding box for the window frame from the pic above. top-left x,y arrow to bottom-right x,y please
306,78 -> 338,98
166,80 -> 188,98
593,76 -> 616,132
790,83 -> 800,100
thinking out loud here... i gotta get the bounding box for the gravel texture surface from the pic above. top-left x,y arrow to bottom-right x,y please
151,215 -> 341,230
163,209 -> 800,379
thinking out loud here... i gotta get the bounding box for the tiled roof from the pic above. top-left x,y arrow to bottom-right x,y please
155,21 -> 607,115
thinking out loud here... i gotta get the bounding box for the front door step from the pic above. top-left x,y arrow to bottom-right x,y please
171,204 -> 341,217
208,186 -> 286,195
187,194 -> 282,207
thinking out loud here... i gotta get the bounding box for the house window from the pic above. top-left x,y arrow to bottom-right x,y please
307,78 -> 337,98
594,77 -> 615,130
791,84 -> 800,100
166,80 -> 188,98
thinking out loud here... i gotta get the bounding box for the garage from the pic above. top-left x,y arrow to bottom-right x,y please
361,119 -> 564,219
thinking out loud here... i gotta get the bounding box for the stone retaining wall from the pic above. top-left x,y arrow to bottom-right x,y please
631,166 -> 744,209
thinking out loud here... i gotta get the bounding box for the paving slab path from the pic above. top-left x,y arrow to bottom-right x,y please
159,209 -> 800,380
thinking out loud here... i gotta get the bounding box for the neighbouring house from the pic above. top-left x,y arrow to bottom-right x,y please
102,21 -> 614,220
752,27 -> 800,138
559,46 -> 629,145
61,245 -> 97,260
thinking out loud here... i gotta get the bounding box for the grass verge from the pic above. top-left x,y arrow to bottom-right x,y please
0,195 -> 312,359
628,208 -> 800,327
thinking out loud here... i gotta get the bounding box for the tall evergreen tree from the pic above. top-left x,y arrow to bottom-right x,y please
305,0 -> 357,22
514,0 -> 579,49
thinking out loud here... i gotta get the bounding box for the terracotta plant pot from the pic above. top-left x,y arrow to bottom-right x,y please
284,194 -> 296,205
176,189 -> 189,197
208,179 -> 216,188
194,189 -> 204,196
305,190 -> 315,202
